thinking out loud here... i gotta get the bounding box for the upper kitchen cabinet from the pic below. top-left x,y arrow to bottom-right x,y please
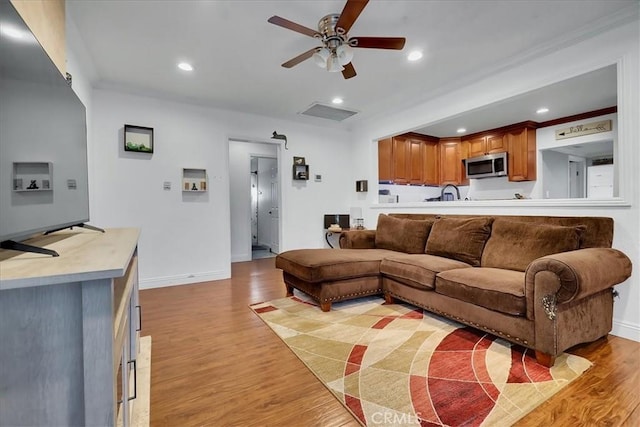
421,136 -> 440,186
378,138 -> 394,182
392,135 -> 410,184
506,122 -> 537,181
378,134 -> 439,185
465,133 -> 506,157
393,135 -> 424,185
10,0 -> 66,76
439,138 -> 468,185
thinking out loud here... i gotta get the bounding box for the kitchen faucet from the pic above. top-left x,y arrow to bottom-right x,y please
441,184 -> 461,201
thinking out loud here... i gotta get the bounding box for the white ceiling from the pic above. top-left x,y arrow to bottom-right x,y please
67,0 -> 637,128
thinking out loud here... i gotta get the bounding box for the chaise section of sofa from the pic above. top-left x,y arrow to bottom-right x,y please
275,213 -> 632,367
275,248 -> 397,311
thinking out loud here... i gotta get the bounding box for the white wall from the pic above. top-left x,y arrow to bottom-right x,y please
89,90 -> 353,288
350,21 -> 640,341
541,150 -> 570,199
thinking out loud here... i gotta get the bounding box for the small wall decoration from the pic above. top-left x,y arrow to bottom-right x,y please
124,124 -> 154,153
555,120 -> 612,140
293,156 -> 305,165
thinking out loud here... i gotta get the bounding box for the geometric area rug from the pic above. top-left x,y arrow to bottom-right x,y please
250,296 -> 592,426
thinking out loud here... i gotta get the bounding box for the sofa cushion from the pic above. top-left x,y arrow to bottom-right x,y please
481,219 -> 582,272
375,214 -> 434,254
275,248 -> 396,283
425,217 -> 494,266
435,268 -> 526,316
380,254 -> 472,290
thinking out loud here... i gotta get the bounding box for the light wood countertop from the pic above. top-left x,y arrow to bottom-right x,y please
0,228 -> 140,290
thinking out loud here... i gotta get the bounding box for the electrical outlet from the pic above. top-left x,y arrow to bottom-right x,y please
163,181 -> 171,190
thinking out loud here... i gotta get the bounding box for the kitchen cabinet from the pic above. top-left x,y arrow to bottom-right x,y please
392,136 -> 411,184
378,138 -> 394,182
408,138 -> 424,184
466,133 -> 506,157
506,123 -> 537,181
378,134 -> 460,186
392,135 -> 425,185
422,138 -> 440,186
439,137 -> 468,185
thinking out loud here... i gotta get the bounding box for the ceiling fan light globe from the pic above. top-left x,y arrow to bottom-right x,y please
327,54 -> 344,72
313,48 -> 330,68
336,44 -> 354,66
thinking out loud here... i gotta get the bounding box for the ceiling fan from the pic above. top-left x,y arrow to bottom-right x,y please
267,0 -> 406,79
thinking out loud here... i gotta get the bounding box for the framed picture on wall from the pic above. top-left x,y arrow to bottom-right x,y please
124,124 -> 154,153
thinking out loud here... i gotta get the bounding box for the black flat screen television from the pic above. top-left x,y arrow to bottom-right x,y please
0,0 -> 90,249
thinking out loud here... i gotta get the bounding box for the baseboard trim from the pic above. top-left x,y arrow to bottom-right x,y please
231,253 -> 251,262
139,270 -> 229,289
611,318 -> 640,342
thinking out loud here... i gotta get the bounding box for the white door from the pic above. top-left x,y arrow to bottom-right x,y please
250,157 -> 258,246
256,157 -> 276,249
568,160 -> 585,198
269,162 -> 280,254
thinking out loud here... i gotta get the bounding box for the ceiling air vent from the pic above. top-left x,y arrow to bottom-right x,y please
300,103 -> 358,122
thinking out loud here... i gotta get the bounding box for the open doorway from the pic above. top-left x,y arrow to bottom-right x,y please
251,156 -> 278,259
229,139 -> 281,263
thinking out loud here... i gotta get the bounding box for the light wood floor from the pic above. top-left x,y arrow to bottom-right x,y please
140,258 -> 639,426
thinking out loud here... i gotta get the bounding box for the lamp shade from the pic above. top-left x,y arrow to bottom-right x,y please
313,48 -> 330,68
336,44 -> 354,66
327,53 -> 344,72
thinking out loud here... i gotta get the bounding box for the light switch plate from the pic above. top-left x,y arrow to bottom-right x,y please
163,181 -> 171,190
315,174 -> 322,182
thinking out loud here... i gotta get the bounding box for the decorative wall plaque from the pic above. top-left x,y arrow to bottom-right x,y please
555,120 -> 612,140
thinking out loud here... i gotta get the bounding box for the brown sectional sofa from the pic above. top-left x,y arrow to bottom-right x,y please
275,213 -> 632,366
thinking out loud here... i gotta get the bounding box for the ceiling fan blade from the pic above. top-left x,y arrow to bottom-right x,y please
268,16 -> 319,38
350,36 -> 406,50
342,62 -> 357,79
281,48 -> 318,68
336,0 -> 369,34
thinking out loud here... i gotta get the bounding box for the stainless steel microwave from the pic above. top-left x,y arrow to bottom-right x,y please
465,152 -> 508,179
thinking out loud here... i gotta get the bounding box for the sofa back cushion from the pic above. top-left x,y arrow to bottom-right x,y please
481,219 -> 582,271
390,213 -> 612,249
375,214 -> 433,254
425,217 -> 493,266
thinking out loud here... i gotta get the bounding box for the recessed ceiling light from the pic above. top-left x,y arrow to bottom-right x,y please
407,50 -> 423,61
456,128 -> 466,134
332,97 -> 344,105
536,107 -> 549,114
177,62 -> 193,71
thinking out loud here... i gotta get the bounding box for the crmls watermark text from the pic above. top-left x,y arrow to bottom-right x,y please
371,411 -> 422,425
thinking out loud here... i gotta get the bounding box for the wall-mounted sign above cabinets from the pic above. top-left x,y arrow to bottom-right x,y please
555,120 -> 612,140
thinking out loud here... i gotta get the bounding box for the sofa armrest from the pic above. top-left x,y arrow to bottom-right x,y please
339,230 -> 377,249
525,248 -> 632,320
